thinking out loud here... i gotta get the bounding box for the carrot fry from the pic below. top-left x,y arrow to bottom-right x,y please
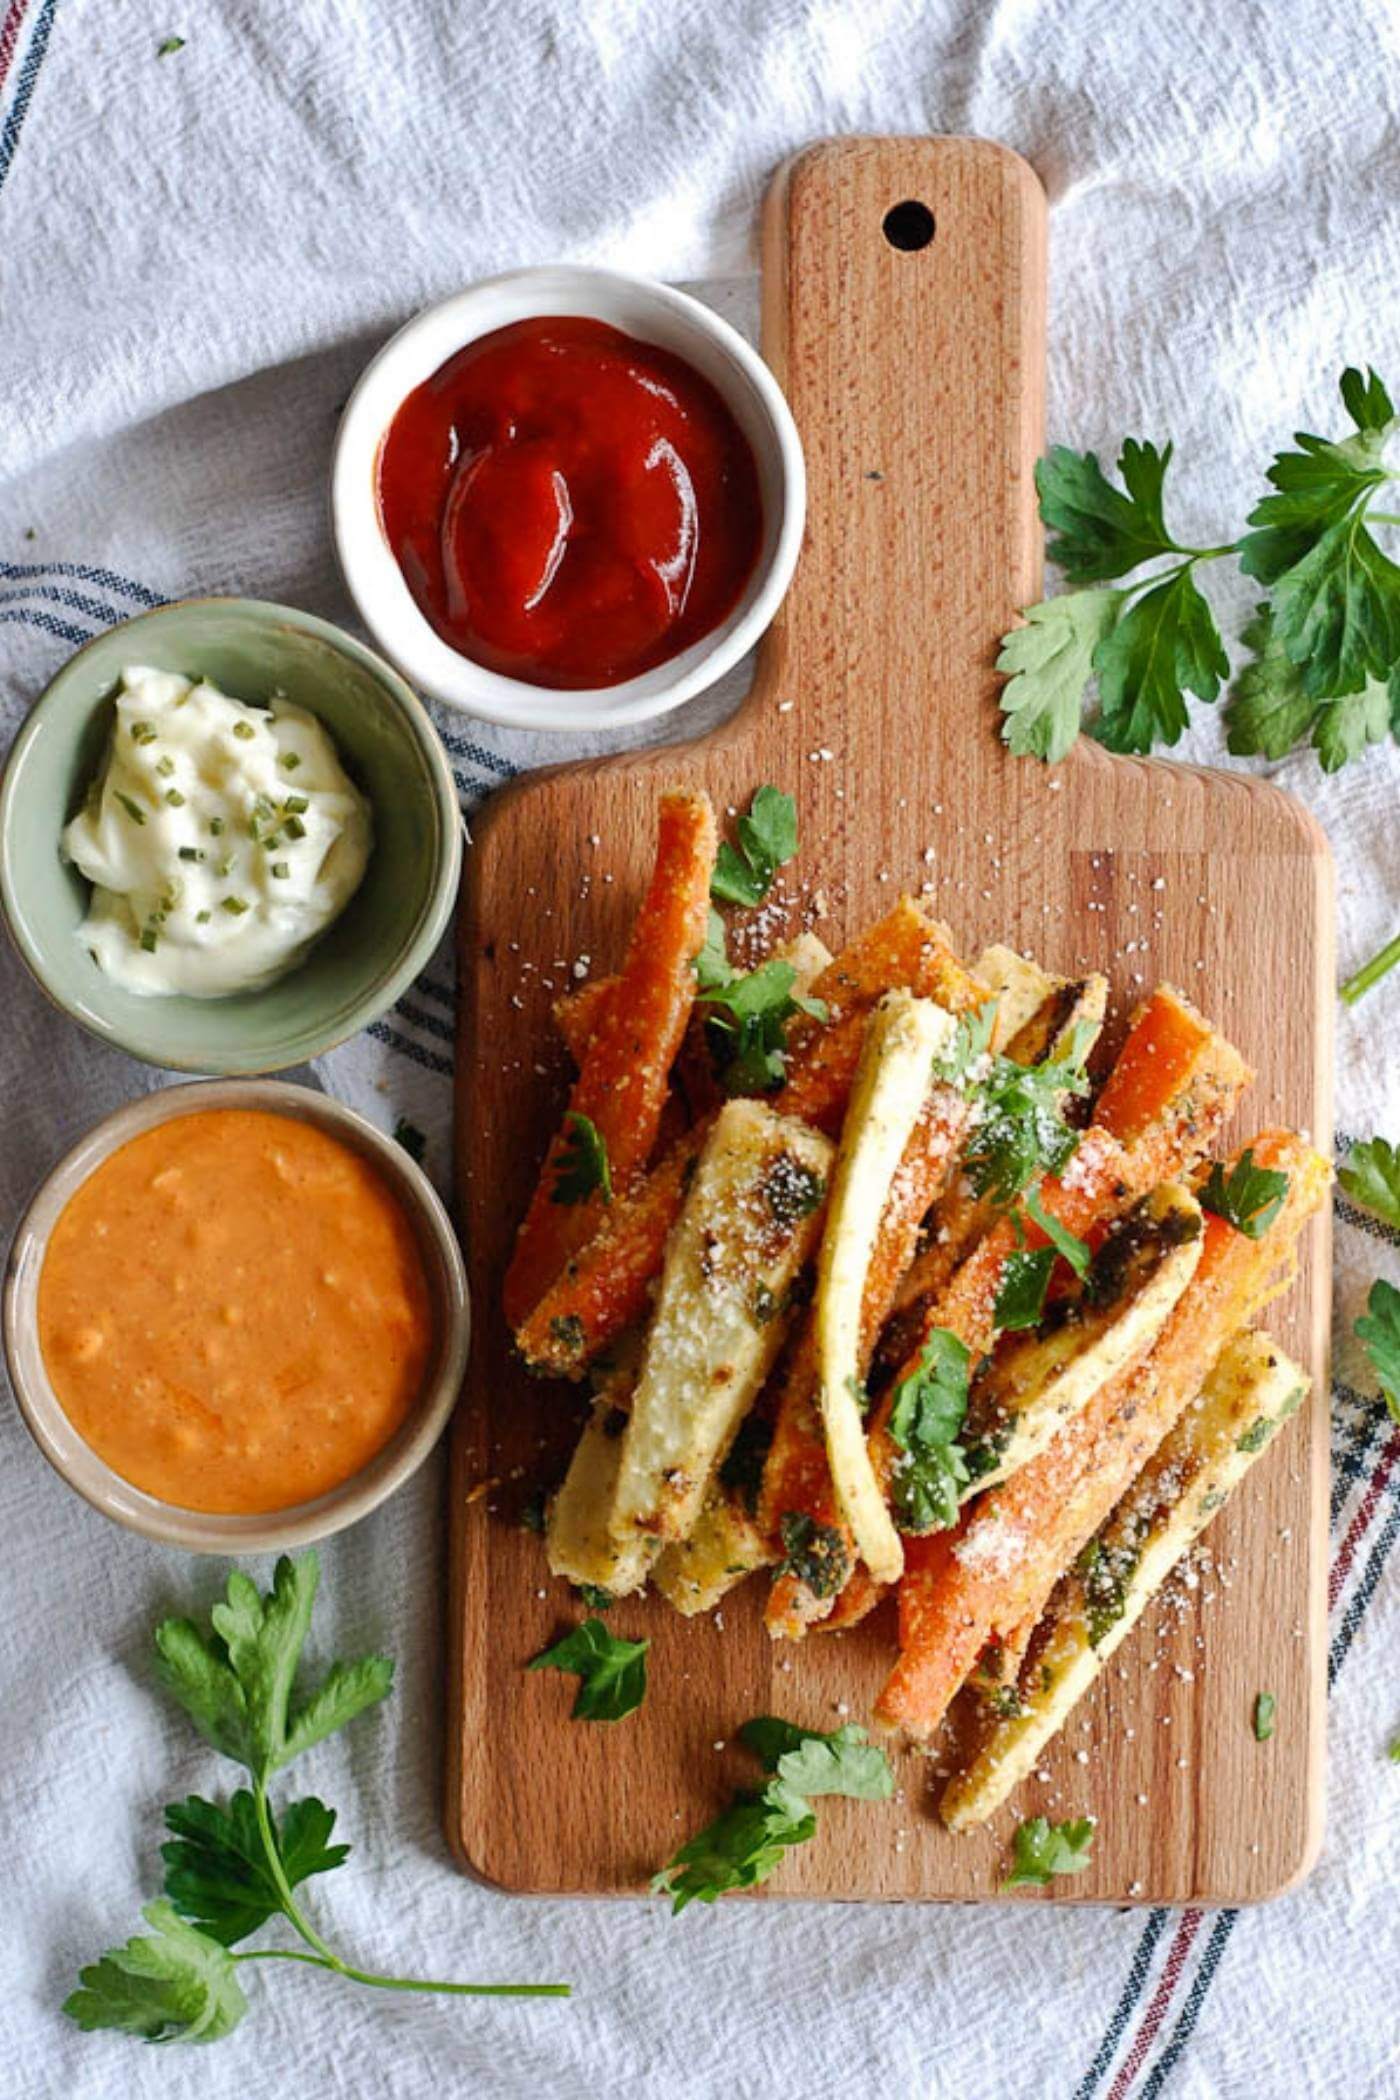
761,1085 -> 969,1637
553,976 -> 617,1064
514,1125 -> 709,1378
874,1131 -> 1329,1738
1090,985 -> 1213,1144
504,787 -> 717,1328
775,902 -> 987,1135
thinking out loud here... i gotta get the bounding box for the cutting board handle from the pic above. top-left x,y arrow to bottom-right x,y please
747,137 -> 1047,763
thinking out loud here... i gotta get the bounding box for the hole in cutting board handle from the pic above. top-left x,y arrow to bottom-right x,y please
882,199 -> 936,251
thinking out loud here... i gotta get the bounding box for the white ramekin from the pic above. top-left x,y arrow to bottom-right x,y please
3,1080 -> 469,1554
329,265 -> 805,733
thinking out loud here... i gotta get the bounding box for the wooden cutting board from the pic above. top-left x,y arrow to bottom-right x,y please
447,137 -> 1332,1904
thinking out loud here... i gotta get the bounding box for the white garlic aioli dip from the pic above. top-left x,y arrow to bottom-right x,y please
62,666 -> 372,997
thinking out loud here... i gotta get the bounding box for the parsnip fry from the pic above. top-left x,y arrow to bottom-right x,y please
815,991 -> 955,1585
941,1328 -> 1308,1829
609,1102 -> 832,1545
961,1183 -> 1203,1495
653,1492 -> 776,1615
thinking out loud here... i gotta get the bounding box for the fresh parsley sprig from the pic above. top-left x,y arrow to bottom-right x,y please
527,1617 -> 648,1721
65,1555 -> 568,2046
711,786 -> 799,908
1001,1814 -> 1097,1890
999,366 -> 1400,769
962,1025 -> 1094,1206
653,1716 -> 893,1911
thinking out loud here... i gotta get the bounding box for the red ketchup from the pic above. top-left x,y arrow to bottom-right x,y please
376,316 -> 764,689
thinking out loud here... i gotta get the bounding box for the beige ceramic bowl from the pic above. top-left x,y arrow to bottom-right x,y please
2,1079 -> 469,1553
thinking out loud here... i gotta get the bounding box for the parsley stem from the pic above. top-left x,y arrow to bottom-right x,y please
250,1779 -> 570,1999
231,1950 -> 569,1997
1367,511 -> 1400,528
1341,932 -> 1400,1006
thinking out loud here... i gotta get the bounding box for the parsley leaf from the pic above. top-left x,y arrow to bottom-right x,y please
887,1326 -> 972,1533
1356,1278 -> 1400,1423
654,1716 -> 893,1910
153,1554 -> 393,1780
1077,1536 -> 1139,1648
994,1245 -> 1057,1332
551,1111 -> 612,1206
653,1791 -> 816,1911
156,34 -> 186,56
1227,601 -> 1394,771
1001,1815 -> 1096,1890
1199,1150 -> 1290,1240
1092,566 -> 1229,753
1023,1186 -> 1091,1278
746,1718 -> 894,1801
932,1000 -> 998,1086
1253,1692 -> 1277,1742
1338,1136 -> 1400,1230
711,786 -> 799,907
161,1792 -> 347,1947
527,1618 -> 648,1721
1036,441 -> 1183,584
64,1901 -> 247,2043
997,589 -> 1124,761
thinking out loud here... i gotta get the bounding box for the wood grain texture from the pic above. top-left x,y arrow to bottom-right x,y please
447,138 -> 1333,1904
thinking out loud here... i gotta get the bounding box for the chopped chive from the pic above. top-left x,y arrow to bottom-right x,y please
164,788 -> 186,807
208,816 -> 225,836
231,721 -> 256,741
155,755 -> 175,777
216,855 -> 235,877
115,791 -> 146,825
283,814 -> 307,840
140,927 -> 159,953
221,896 -> 250,916
283,793 -> 309,814
195,909 -> 211,923
280,751 -> 301,771
178,846 -> 204,863
271,860 -> 290,879
129,720 -> 157,745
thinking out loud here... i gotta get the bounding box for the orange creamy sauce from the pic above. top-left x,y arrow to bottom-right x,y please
37,1108 -> 434,1514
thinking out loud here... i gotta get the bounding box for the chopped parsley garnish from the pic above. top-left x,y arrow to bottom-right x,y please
1253,1692 -> 1277,1742
963,1024 -> 1094,1205
994,1245 -> 1057,1331
1001,1814 -> 1096,1890
156,33 -> 185,55
550,1111 -> 612,1207
573,1584 -> 614,1612
652,1715 -> 892,1911
694,910 -> 828,1094
887,1325 -> 971,1534
1338,1136 -> 1400,1230
932,1001 -> 997,1086
762,1153 -> 826,1226
778,1513 -> 848,1599
231,721 -> 256,741
1023,1185 -> 1091,1278
1199,1149 -> 1290,1239
1077,1535 -> 1139,1648
710,786 -> 799,908
527,1618 -> 648,1722
1355,1278 -> 1400,1422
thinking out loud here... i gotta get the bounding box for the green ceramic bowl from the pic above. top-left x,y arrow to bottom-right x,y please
0,598 -> 461,1074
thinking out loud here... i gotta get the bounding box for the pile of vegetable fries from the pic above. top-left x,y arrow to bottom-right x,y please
504,785 -> 1329,1826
